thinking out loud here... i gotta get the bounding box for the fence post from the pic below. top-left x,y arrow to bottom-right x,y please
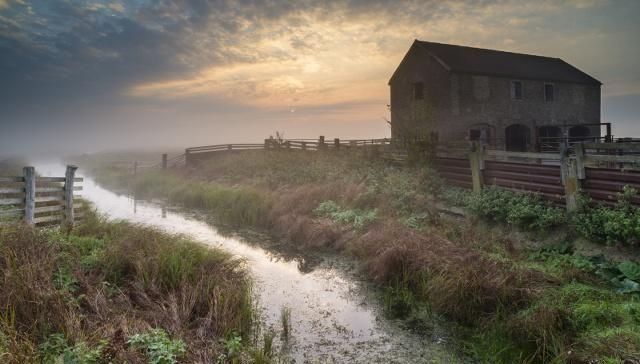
162,154 -> 168,169
184,149 -> 191,167
23,166 -> 35,226
65,165 -> 78,227
319,136 -> 325,150
574,142 -> 586,180
133,161 -> 138,175
227,144 -> 232,151
264,139 -> 270,150
560,146 -> 579,211
302,141 -> 307,150
469,142 -> 483,193
334,138 -> 340,150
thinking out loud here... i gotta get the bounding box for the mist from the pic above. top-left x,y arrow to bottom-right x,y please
1,0 -> 639,157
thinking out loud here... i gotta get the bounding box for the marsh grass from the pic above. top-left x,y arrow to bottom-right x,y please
88,150 -> 640,363
0,211 -> 254,363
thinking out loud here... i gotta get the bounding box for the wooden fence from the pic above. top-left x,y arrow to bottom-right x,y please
435,142 -> 640,209
184,136 -> 391,166
0,165 -> 84,226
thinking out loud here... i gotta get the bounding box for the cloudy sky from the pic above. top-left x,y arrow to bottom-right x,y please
0,0 -> 639,156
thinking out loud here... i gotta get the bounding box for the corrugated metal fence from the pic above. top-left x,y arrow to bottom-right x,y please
434,142 -> 640,208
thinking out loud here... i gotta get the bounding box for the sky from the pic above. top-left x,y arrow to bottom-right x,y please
0,0 -> 639,156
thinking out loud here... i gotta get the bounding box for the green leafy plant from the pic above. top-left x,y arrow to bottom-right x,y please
127,329 -> 186,364
618,261 -> 640,281
39,334 -> 103,364
573,187 -> 640,245
314,200 -> 376,229
464,187 -> 565,231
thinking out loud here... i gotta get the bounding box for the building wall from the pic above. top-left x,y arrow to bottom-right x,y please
389,44 -> 451,140
442,73 -> 601,148
390,49 -> 601,149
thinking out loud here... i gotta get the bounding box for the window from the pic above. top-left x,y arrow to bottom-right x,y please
511,80 -> 523,100
413,82 -> 424,100
544,83 -> 554,102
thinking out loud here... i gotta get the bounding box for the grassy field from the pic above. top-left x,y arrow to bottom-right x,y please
86,149 -> 640,363
0,211 -> 265,363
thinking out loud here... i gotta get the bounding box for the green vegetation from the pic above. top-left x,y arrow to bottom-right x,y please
444,185 -> 640,246
314,200 -> 377,229
459,186 -> 566,230
127,329 -> 186,364
573,186 -> 640,245
0,211 -> 254,363
87,149 -> 640,363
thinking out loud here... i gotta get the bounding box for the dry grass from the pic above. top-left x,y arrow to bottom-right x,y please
0,213 -> 253,363
85,150 -> 640,363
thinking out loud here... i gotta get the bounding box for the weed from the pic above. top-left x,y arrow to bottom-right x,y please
128,329 -> 186,364
314,200 -> 377,229
280,307 -> 291,341
39,333 -> 104,364
573,188 -> 640,245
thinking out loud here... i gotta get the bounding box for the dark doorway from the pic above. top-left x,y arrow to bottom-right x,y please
538,125 -> 562,152
569,125 -> 591,141
505,124 -> 530,152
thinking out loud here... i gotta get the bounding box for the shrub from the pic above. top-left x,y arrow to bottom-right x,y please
464,187 -> 566,230
573,187 -> 640,245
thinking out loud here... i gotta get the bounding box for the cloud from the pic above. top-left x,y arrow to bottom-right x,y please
0,0 -> 639,155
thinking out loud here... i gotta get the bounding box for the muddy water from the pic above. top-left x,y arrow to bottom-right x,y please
36,162 -> 460,363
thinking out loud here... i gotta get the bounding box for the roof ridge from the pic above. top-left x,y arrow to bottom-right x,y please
412,39 -> 601,85
416,39 -> 562,62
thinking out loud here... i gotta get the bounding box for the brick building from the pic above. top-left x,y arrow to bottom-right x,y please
389,40 -> 603,151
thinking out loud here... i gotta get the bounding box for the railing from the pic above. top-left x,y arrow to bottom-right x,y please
0,165 -> 84,226
183,136 -> 391,166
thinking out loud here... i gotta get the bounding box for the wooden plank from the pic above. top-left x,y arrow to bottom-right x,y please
35,205 -> 65,213
0,177 -> 24,183
35,196 -> 64,203
37,191 -> 65,197
486,150 -> 562,160
0,188 -> 24,194
35,187 -> 64,192
36,177 -> 65,182
0,209 -> 23,217
584,155 -> 640,164
0,198 -> 23,206
34,215 -> 63,224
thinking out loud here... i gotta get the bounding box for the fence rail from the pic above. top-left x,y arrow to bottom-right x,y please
183,136 -> 391,166
0,165 -> 84,226
435,142 -> 640,209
